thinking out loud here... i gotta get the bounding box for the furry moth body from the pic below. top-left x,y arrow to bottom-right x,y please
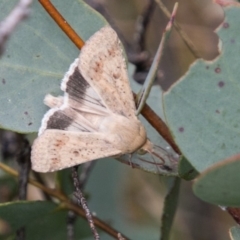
31,26 -> 157,172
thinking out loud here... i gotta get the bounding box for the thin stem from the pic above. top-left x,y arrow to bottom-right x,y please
66,210 -> 76,240
38,0 -> 84,49
66,162 -> 96,239
72,166 -> 100,240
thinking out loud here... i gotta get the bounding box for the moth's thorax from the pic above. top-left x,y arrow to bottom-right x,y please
100,114 -> 147,153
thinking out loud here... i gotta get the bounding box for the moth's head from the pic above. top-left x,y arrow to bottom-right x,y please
138,139 -> 153,154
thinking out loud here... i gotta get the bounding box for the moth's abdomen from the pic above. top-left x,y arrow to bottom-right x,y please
100,115 -> 147,154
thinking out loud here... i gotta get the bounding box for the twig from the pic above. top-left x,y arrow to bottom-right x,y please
67,210 -> 76,240
71,166 -> 100,240
66,162 -> 96,239
0,162 -> 130,239
154,0 -> 200,58
0,0 -> 32,56
15,136 -> 31,240
38,0 -> 84,49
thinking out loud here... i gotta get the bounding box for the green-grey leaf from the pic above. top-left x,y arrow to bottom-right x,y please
160,177 -> 180,240
0,201 -> 57,230
163,7 -> 240,172
193,154 -> 240,207
230,226 -> 240,240
178,157 -> 199,180
0,200 -> 91,239
26,209 -> 91,240
0,0 -> 106,133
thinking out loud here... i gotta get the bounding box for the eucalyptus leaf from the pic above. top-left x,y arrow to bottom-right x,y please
0,200 -> 91,239
178,157 -> 199,180
193,154 -> 240,206
0,201 -> 57,230
163,7 -> 240,172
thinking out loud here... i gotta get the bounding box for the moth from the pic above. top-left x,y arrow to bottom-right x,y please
31,26 -> 178,173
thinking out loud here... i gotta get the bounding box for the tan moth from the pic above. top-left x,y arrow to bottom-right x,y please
31,26 -> 178,173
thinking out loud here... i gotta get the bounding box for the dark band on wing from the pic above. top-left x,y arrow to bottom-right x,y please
65,67 -> 90,101
46,110 -> 90,132
46,111 -> 73,130
65,67 -> 105,108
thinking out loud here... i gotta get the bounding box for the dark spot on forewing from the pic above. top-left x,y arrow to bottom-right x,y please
113,72 -> 120,79
54,139 -> 66,147
46,111 -> 73,130
73,150 -> 79,156
2,79 -> 6,84
51,157 -> 60,164
66,67 -> 90,101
